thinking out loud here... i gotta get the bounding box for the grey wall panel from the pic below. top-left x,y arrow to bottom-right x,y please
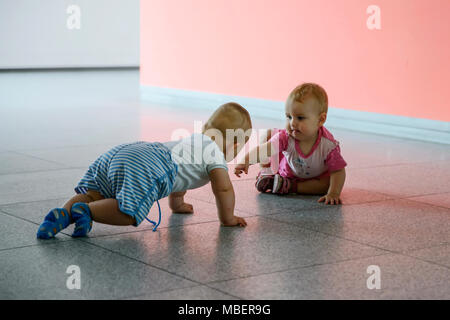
0,0 -> 139,68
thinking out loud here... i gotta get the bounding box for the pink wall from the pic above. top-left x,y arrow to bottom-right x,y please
140,0 -> 450,122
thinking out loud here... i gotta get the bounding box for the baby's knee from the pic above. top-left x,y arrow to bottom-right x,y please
86,190 -> 104,202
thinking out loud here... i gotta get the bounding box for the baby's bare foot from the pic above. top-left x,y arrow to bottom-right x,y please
172,202 -> 194,214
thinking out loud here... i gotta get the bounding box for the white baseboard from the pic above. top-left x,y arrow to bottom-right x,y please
140,85 -> 450,145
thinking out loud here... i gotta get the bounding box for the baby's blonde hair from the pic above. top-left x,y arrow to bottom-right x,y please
288,83 -> 328,114
203,102 -> 252,143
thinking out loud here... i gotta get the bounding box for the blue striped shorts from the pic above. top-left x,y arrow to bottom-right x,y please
75,141 -> 178,226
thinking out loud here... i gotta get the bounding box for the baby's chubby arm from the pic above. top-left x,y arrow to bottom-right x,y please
168,190 -> 194,214
318,168 -> 346,205
209,168 -> 247,227
234,140 -> 276,177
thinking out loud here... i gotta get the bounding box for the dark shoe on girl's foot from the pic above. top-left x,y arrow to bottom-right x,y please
272,174 -> 292,194
255,174 -> 275,193
36,208 -> 71,239
70,202 -> 93,238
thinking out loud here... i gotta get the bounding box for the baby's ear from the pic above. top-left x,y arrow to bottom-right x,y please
319,112 -> 327,126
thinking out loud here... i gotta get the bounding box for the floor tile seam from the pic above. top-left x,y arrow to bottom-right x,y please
0,214 -> 242,299
399,196 -> 450,212
2,205 -> 241,242
115,284 -> 217,301
35,215 -> 227,240
82,218 -> 231,240
1,181 -> 437,211
1,196 -> 445,247
0,189 -> 439,213
397,252 -> 450,271
199,284 -> 245,300
187,190 -> 406,214
0,197 -> 69,208
261,200 -> 450,220
265,195 -> 450,214
262,215 -> 450,270
9,150 -> 69,166
0,238 -> 78,253
83,206 -> 356,241
2,196 -> 445,242
0,193 -> 393,219
0,207 -> 49,227
0,208 -> 78,252
182,195 -> 421,226
260,215 -> 398,254
185,195 -> 331,216
0,166 -> 85,177
253,196 -> 401,216
405,191 -> 450,198
403,241 -> 450,252
121,284 -> 244,301
379,190 -> 450,202
205,251 -> 392,286
0,239 -> 222,300
345,189 -> 399,201
74,238 -> 209,289
9,143 -> 117,153
399,242 -> 450,270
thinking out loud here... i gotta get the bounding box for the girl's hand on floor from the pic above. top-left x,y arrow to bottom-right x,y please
172,202 -> 194,214
234,163 -> 249,178
318,193 -> 342,205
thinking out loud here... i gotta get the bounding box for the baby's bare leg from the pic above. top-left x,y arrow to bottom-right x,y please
88,199 -> 136,226
62,190 -> 104,222
169,191 -> 193,214
295,176 -> 330,195
63,190 -> 134,225
38,190 -> 106,239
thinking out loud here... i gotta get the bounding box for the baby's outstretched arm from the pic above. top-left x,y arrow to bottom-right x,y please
169,190 -> 194,214
234,140 -> 275,177
209,168 -> 247,227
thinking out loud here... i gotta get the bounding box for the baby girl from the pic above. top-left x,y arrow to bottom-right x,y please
234,83 -> 347,205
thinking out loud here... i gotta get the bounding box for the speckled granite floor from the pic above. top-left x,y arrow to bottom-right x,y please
0,69 -> 449,299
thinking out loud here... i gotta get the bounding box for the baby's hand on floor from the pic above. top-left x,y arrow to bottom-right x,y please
234,164 -> 249,178
318,193 -> 342,205
172,202 -> 194,214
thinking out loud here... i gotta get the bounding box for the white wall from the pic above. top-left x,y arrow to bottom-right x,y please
0,0 -> 139,69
